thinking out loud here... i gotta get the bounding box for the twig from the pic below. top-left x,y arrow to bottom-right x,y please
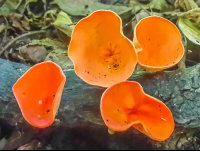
139,5 -> 151,16
186,59 -> 197,65
0,30 -> 46,56
122,16 -> 136,29
122,4 -> 137,29
149,6 -> 153,16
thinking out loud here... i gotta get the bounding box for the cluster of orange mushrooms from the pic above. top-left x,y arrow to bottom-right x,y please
12,10 -> 184,141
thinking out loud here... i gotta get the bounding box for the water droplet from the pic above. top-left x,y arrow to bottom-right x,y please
161,117 -> 166,121
39,100 -> 42,105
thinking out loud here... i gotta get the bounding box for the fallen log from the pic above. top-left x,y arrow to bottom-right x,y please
0,58 -> 200,149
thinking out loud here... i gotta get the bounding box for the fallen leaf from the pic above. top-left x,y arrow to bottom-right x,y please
25,0 -> 38,7
131,0 -> 173,13
54,0 -> 98,16
148,0 -> 173,12
56,29 -> 71,46
99,0 -> 119,5
43,10 -> 58,29
175,0 -> 198,11
0,0 -> 22,15
54,11 -> 75,37
29,38 -> 67,49
178,18 -> 200,45
176,8 -> 200,28
9,14 -> 30,31
167,0 -> 176,5
54,0 -> 132,16
18,46 -> 48,64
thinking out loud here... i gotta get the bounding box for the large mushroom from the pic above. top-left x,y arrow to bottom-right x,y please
100,81 -> 174,141
68,10 -> 138,87
133,16 -> 184,71
12,62 -> 66,128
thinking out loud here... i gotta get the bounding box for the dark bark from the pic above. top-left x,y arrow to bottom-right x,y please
1,58 -> 200,149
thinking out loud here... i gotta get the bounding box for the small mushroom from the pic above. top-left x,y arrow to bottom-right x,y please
133,16 -> 184,71
68,10 -> 138,87
100,81 -> 174,141
12,62 -> 66,128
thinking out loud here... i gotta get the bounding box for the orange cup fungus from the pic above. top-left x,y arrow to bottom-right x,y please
100,81 -> 174,141
133,16 -> 184,71
68,10 -> 138,87
12,62 -> 66,128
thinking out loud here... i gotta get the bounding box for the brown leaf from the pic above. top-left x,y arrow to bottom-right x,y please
19,46 -> 48,64
9,14 -> 30,31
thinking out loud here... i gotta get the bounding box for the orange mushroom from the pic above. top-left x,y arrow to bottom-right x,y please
12,62 -> 66,128
68,10 -> 138,87
100,81 -> 174,141
133,16 -> 184,71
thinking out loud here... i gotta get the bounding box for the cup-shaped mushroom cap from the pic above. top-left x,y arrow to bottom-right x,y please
12,62 -> 66,128
100,81 -> 174,141
133,16 -> 184,71
68,10 -> 138,87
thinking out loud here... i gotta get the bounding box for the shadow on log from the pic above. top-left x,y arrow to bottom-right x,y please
1,59 -> 200,149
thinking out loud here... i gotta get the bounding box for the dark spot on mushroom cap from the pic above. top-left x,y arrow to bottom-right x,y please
53,95 -> 55,97
113,63 -> 119,68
